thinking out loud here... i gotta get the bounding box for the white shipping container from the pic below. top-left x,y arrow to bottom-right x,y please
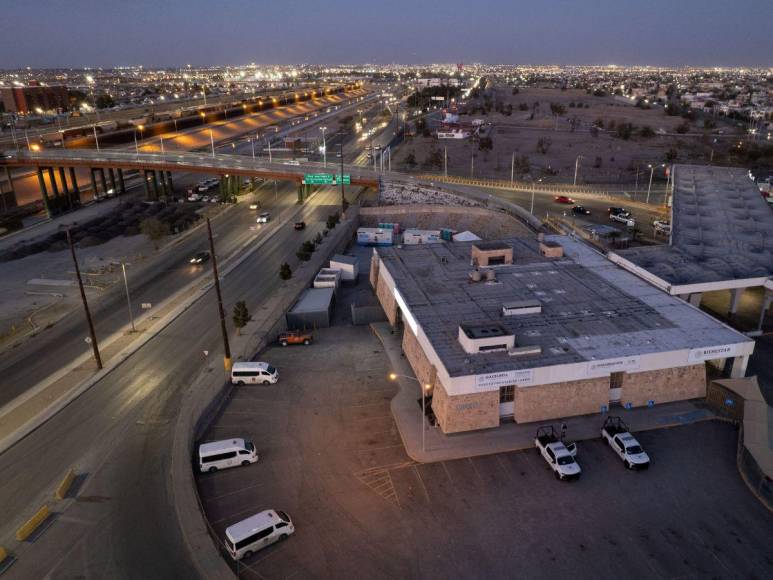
402,229 -> 442,245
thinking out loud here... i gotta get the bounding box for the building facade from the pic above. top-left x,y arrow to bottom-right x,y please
1,85 -> 68,114
371,236 -> 754,434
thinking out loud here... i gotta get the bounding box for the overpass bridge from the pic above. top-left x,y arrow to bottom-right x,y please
0,149 -> 381,215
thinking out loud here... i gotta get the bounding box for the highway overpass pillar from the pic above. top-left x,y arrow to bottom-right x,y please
150,171 -> 159,200
108,168 -> 117,196
68,167 -> 80,206
158,171 -> 169,198
297,183 -> 304,204
47,167 -> 60,200
142,171 -> 152,199
117,168 -> 126,195
89,169 -> 99,201
58,167 -> 71,211
98,169 -> 108,200
36,167 -> 52,217
1,166 -> 17,213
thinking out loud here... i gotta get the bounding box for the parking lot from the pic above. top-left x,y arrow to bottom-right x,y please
196,282 -> 773,579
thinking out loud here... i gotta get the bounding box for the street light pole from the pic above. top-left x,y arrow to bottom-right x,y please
134,129 -> 139,156
206,218 -> 232,371
573,155 -> 583,186
444,146 -> 448,177
250,138 -> 255,160
160,136 -> 165,160
320,126 -> 327,168
647,165 -> 655,204
340,140 -> 346,212
121,262 -> 135,332
390,373 -> 431,452
268,139 -> 272,163
210,129 -> 215,157
93,125 -> 100,152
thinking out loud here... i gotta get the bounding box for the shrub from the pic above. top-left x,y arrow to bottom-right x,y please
279,262 -> 292,280
639,126 -> 656,138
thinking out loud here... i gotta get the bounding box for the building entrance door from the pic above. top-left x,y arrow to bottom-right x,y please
609,372 -> 625,403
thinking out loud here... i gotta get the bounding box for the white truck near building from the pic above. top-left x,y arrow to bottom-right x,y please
534,426 -> 581,481
601,417 -> 650,470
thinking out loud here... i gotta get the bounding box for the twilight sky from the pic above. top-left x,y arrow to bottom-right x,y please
2,0 -> 772,68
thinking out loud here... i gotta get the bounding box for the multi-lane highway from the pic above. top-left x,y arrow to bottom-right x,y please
5,89 -> 369,206
0,184 -> 345,578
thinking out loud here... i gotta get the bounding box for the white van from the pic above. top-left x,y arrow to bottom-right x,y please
225,510 -> 295,560
231,361 -> 278,385
198,438 -> 258,473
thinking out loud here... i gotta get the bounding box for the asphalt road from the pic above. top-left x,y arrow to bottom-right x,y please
0,185 -> 344,579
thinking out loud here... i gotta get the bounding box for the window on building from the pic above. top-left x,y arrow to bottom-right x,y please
610,372 -> 625,389
499,385 -> 515,403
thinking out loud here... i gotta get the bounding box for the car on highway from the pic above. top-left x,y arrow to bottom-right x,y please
231,361 -> 278,385
601,417 -> 650,470
535,425 -> 581,481
554,196 -> 575,204
294,221 -> 306,230
225,510 -> 295,561
198,438 -> 258,474
610,212 -> 636,227
257,212 -> 270,224
189,251 -> 210,265
572,205 -> 591,215
249,202 -> 260,210
653,219 -> 671,234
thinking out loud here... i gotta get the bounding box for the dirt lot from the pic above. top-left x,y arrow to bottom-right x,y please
398,87 -> 744,185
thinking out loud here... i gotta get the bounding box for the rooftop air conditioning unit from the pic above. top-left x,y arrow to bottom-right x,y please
502,300 -> 542,316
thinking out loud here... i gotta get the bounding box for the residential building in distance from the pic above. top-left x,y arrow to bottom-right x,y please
1,83 -> 68,114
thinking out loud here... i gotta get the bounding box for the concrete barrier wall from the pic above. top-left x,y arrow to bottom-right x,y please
351,304 -> 387,326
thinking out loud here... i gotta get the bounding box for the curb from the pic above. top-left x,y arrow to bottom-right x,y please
14,505 -> 50,542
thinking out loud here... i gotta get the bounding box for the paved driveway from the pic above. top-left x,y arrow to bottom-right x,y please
197,323 -> 773,580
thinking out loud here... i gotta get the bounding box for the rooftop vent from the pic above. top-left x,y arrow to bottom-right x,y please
539,240 -> 564,258
458,322 -> 515,354
502,300 -> 542,316
471,241 -> 513,267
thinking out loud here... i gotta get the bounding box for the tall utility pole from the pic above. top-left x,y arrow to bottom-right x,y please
340,140 -> 346,212
121,262 -> 135,332
444,147 -> 448,177
511,152 -> 515,185
67,229 -> 102,369
206,218 -> 232,371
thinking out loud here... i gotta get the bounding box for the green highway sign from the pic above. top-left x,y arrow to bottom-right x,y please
303,173 -> 334,185
302,173 -> 351,185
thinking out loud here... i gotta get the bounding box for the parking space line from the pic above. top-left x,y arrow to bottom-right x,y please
359,443 -> 404,453
386,470 -> 400,509
413,465 -> 431,504
210,503 -> 265,526
441,461 -> 453,482
204,481 -> 263,503
468,457 -> 485,484
495,454 -> 516,482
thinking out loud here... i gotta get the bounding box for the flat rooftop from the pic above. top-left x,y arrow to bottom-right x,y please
613,164 -> 773,289
377,235 -> 751,378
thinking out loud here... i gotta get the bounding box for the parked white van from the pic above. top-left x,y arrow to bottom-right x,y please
198,438 -> 258,473
225,510 -> 295,560
230,362 -> 278,385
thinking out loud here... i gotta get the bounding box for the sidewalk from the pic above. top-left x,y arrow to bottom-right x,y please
371,321 -> 716,463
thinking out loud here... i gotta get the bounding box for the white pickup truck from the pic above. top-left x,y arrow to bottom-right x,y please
601,417 -> 650,470
535,426 -> 581,481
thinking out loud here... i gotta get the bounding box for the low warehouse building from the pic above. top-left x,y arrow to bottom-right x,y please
286,287 -> 335,329
370,235 -> 754,434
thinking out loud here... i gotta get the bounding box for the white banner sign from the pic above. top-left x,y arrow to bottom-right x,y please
476,369 -> 534,389
587,356 -> 641,374
688,344 -> 741,363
